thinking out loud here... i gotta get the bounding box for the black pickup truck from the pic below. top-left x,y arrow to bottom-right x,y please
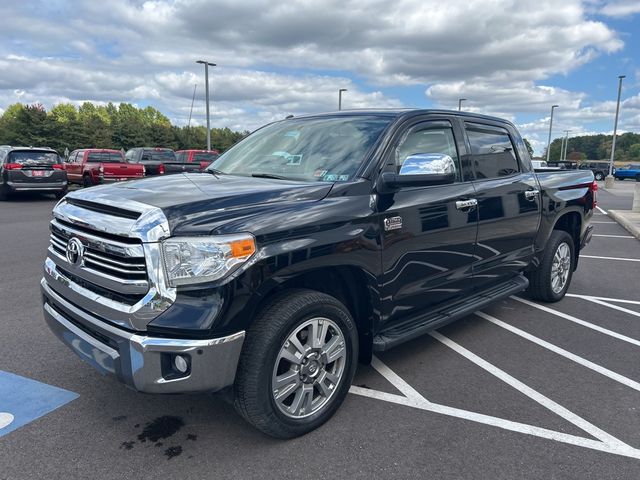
42,110 -> 595,438
124,147 -> 202,176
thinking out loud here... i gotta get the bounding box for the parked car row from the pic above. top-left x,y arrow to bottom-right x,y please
0,145 -> 221,199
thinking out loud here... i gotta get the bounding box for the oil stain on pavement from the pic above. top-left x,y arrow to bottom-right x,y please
119,415 -> 199,460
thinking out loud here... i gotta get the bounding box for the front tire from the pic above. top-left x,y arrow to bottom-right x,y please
82,175 -> 93,188
234,289 -> 358,438
527,230 -> 575,302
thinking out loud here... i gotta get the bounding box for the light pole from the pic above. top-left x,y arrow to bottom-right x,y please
338,89 -> 347,110
545,105 -> 559,163
458,98 -> 467,111
605,75 -> 625,189
562,130 -> 571,161
196,60 -> 216,150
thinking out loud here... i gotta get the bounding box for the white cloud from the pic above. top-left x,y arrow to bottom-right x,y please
0,0 -> 633,144
600,0 -> 640,17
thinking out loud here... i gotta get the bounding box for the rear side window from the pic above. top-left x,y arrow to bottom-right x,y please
8,151 -> 60,165
87,152 -> 124,163
466,124 -> 519,179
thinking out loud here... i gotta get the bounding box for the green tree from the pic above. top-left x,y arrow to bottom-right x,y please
523,138 -> 534,157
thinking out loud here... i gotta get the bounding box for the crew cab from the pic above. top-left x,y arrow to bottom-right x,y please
176,149 -> 220,170
614,164 -> 640,181
1,146 -> 67,199
42,110 -> 595,439
125,147 -> 202,176
66,149 -> 145,187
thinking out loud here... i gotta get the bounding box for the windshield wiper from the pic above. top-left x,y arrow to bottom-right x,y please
251,173 -> 289,180
204,168 -> 225,178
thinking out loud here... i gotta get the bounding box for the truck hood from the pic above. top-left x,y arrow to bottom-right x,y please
66,173 -> 334,235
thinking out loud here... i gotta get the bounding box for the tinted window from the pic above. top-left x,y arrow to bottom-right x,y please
8,151 -> 60,165
141,150 -> 176,162
394,123 -> 460,180
87,152 -> 124,163
466,125 -> 519,179
193,152 -> 219,162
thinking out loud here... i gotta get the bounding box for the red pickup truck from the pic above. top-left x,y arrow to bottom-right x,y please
66,149 -> 145,187
176,149 -> 220,170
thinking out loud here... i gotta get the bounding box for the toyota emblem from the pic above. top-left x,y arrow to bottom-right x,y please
65,237 -> 85,266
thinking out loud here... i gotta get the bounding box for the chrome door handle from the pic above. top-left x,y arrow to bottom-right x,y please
455,199 -> 478,210
525,190 -> 540,200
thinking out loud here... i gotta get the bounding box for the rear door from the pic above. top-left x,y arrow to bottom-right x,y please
379,117 -> 478,330
66,151 -> 82,182
464,121 -> 541,291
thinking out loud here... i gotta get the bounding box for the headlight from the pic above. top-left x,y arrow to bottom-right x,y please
161,234 -> 256,286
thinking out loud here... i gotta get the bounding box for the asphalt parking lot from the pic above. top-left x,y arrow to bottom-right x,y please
1,183 -> 639,479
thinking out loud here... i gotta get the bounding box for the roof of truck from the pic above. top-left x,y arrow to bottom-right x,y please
290,109 -> 516,126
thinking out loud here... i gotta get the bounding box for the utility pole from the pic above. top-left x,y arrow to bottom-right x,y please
546,105 -> 559,163
196,60 -> 216,150
605,75 -> 625,189
562,130 -> 571,161
458,98 -> 467,111
338,89 -> 347,110
186,83 -> 197,147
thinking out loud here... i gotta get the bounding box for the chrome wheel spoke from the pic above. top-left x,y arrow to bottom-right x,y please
321,335 -> 345,363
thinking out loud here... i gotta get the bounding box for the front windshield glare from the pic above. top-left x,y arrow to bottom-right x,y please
210,116 -> 391,182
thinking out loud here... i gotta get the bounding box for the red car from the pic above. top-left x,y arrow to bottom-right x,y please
176,149 -> 220,170
66,149 -> 145,187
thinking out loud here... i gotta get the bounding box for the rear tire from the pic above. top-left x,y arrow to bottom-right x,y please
527,230 -> 575,302
234,289 -> 358,439
0,185 -> 9,201
594,172 -> 604,181
636,174 -> 640,182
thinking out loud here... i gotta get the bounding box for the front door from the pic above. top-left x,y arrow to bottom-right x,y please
378,118 -> 478,330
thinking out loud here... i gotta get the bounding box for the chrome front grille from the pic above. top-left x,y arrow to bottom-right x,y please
48,218 -> 149,299
43,192 -> 175,331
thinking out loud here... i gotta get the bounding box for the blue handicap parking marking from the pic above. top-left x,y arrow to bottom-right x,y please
0,370 -> 78,437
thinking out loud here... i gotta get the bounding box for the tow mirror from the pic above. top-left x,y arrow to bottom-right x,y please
380,153 -> 456,191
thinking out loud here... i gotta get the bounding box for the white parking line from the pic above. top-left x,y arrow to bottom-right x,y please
429,331 -> 630,448
350,356 -> 640,459
511,296 -> 640,347
592,234 -> 635,239
475,311 -> 640,392
596,206 -> 608,215
580,297 -> 640,319
580,255 -> 640,262
566,293 -> 640,306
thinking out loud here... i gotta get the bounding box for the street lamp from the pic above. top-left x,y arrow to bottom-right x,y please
545,105 -> 559,163
196,60 -> 216,150
606,75 -> 625,188
338,89 -> 347,110
458,98 -> 467,111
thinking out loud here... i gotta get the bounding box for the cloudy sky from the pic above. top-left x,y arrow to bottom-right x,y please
1,0 -> 639,154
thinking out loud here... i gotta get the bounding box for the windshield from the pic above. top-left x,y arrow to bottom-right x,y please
209,116 -> 392,182
8,151 -> 59,165
87,152 -> 124,163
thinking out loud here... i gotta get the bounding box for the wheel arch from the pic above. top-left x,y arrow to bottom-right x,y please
551,211 -> 581,269
251,266 -> 377,364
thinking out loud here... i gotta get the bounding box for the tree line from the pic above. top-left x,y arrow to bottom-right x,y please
546,132 -> 640,162
0,102 -> 249,154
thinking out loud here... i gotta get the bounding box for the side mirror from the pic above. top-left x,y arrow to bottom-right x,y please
381,153 -> 456,191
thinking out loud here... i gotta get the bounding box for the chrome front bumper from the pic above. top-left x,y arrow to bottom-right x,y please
42,278 -> 245,394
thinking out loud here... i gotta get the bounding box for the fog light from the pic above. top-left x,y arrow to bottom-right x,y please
173,355 -> 189,373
